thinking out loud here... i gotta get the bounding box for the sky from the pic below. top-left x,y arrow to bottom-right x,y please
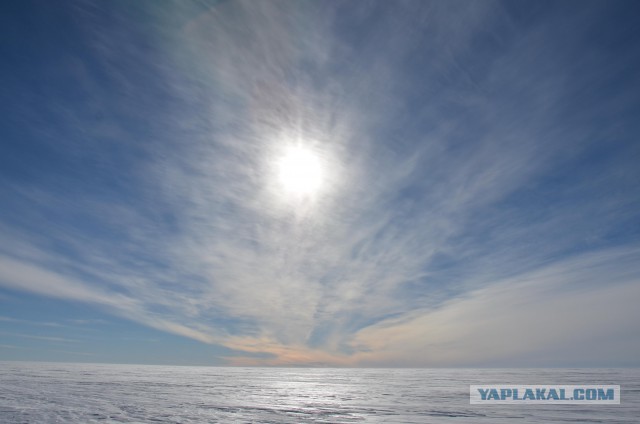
1,0 -> 639,367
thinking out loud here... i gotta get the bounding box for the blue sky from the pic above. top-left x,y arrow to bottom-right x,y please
1,0 -> 639,366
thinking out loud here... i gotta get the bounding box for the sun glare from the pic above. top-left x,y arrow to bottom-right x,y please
277,146 -> 324,196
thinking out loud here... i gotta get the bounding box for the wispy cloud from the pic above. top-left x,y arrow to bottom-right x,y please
67,319 -> 108,325
350,247 -> 640,367
49,349 -> 95,357
0,344 -> 23,349
1,0 -> 639,365
0,331 -> 77,343
0,316 -> 63,327
0,254 -> 219,345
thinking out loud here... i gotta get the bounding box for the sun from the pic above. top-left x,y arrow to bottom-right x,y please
277,146 -> 324,196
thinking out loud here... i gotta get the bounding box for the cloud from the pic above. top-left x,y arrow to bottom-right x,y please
0,344 -> 23,350
350,247 -> 640,367
67,319 -> 109,325
0,316 -> 65,328
1,0 -> 639,366
0,331 -> 76,343
0,254 -> 217,345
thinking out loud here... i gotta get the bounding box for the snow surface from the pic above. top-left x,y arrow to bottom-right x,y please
0,362 -> 638,423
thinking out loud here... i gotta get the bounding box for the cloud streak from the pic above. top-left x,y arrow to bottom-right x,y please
1,0 -> 639,365
350,247 -> 640,367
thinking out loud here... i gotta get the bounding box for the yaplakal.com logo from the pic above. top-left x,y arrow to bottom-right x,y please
470,385 -> 620,404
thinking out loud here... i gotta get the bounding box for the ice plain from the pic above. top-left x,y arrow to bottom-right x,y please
1,362 -> 638,423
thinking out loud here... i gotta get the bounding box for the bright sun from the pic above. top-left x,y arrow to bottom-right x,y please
277,146 -> 324,196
